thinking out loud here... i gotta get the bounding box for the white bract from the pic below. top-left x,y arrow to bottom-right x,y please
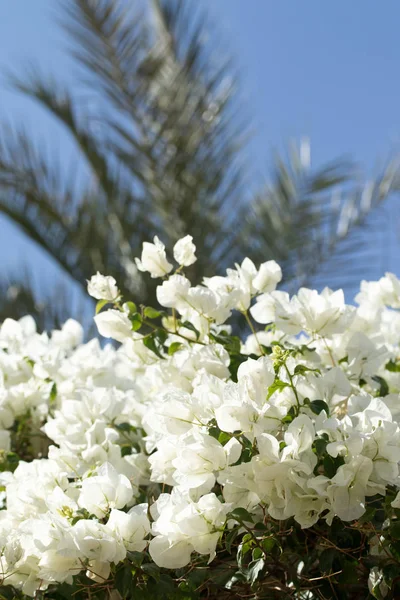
94,309 -> 133,342
149,491 -> 230,568
173,235 -> 197,267
78,462 -> 133,518
135,236 -> 173,278
87,273 -> 119,301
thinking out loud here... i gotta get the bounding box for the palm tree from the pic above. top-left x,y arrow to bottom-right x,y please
0,0 -> 398,330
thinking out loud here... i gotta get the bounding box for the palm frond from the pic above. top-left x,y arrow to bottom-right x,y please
0,272 -> 91,333
60,0 -> 249,272
0,0 -> 398,331
239,142 -> 400,290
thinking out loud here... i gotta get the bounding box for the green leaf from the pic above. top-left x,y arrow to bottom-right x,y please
260,344 -> 273,355
319,548 -> 338,573
211,333 -> 241,354
127,551 -> 144,567
323,454 -> 345,478
262,537 -> 277,553
180,321 -> 200,340
267,379 -> 289,399
225,571 -> 247,590
390,540 -> 400,561
143,330 -> 165,358
6,452 -> 19,466
248,558 -> 265,585
386,360 -> 400,372
141,563 -> 160,581
208,422 -> 221,440
144,573 -> 177,600
218,431 -> 232,445
184,567 -> 210,590
130,312 -> 142,331
309,399 -> 330,415
115,564 -> 134,597
253,522 -> 268,532
390,522 -> 400,539
168,342 -> 183,355
95,298 -> 109,314
252,547 -> 263,560
124,301 -> 137,315
294,364 -> 320,375
155,328 -> 168,345
313,437 -> 328,456
144,306 -> 163,319
281,414 -> 294,424
357,505 -> 376,523
228,507 -> 254,524
372,375 -> 389,397
383,563 -> 399,585
116,422 -> 136,433
0,452 -> 20,474
337,559 -> 359,585
0,586 -> 23,600
228,352 -> 249,382
49,382 -> 57,404
225,527 -> 239,554
237,536 -> 253,569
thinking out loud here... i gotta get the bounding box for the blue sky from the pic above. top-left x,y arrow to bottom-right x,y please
0,0 -> 399,302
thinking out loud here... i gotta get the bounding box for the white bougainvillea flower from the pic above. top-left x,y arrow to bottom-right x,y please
296,287 -> 355,336
94,309 -> 132,342
170,432 -> 242,493
87,272 -> 119,301
149,491 -> 230,568
107,504 -> 150,552
310,455 -> 373,522
251,290 -> 303,333
71,519 -> 126,563
156,274 -> 191,311
173,235 -> 197,267
78,462 -> 133,518
135,236 -> 173,278
253,260 -> 282,293
251,287 -> 354,337
51,319 -> 84,349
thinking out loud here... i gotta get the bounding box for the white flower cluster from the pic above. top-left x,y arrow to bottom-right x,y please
0,316 -> 84,454
1,234 -> 400,596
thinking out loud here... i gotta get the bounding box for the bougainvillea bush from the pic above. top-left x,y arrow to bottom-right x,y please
2,236 -> 400,599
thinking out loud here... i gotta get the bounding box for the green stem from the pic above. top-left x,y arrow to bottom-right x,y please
242,310 -> 265,355
141,318 -> 207,346
284,363 -> 301,414
322,336 -> 336,367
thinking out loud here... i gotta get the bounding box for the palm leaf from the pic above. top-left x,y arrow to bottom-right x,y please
0,272 -> 91,333
0,0 -> 398,331
238,142 -> 400,291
